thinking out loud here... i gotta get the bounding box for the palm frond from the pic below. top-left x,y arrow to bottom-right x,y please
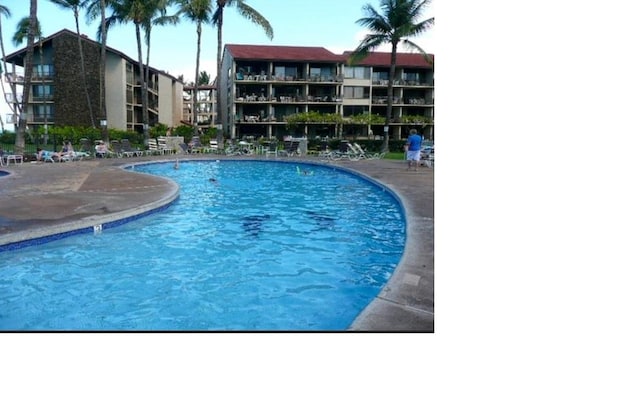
235,2 -> 273,39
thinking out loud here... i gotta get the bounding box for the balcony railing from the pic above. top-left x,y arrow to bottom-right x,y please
235,94 -> 342,103
4,93 -> 23,103
371,96 -> 401,104
235,73 -> 344,83
4,73 -> 24,83
32,94 -> 54,101
373,79 -> 434,86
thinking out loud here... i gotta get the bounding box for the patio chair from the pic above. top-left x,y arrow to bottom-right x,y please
265,141 -> 279,157
178,143 -> 190,154
79,138 -> 93,156
120,139 -> 143,157
283,140 -> 300,157
147,138 -> 161,155
208,139 -> 219,153
110,140 -> 124,158
157,136 -> 173,154
188,136 -> 204,153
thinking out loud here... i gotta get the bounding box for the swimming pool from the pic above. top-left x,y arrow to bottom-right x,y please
0,160 -> 406,330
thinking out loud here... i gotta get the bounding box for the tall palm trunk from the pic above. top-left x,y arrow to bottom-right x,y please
134,23 -> 149,146
99,0 -> 108,143
193,22 -> 202,136
39,38 -> 47,143
215,8 -> 224,146
15,0 -> 37,156
74,7 -> 95,127
384,43 -> 398,152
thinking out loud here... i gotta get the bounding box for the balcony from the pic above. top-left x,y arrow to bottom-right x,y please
371,96 -> 401,104
308,74 -> 343,83
4,93 -> 23,103
4,73 -> 24,83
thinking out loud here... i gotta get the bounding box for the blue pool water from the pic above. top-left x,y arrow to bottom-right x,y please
0,160 -> 405,330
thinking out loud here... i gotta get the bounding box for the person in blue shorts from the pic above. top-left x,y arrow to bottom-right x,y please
405,129 -> 423,171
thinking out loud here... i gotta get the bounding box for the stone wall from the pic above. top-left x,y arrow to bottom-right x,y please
52,33 -> 101,127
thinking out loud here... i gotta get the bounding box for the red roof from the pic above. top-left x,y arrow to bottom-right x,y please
224,44 -> 433,68
342,51 -> 433,68
225,44 -> 343,62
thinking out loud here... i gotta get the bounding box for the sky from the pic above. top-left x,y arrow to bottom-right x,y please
0,0 -> 435,84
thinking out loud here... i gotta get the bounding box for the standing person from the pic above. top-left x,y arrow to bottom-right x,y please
405,129 -> 423,171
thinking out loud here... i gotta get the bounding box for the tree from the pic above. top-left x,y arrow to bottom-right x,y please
13,16 -> 46,141
198,70 -> 211,85
14,0 -> 37,156
349,0 -> 433,152
49,0 -> 96,127
176,0 -> 213,135
141,1 -> 178,127
85,0 -> 114,143
212,0 -> 273,143
104,0 -> 170,147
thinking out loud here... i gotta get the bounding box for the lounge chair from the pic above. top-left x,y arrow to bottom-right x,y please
265,141 -> 279,157
421,146 -> 434,167
121,139 -> 143,157
110,140 -> 125,158
41,150 -> 59,163
178,143 -> 190,154
208,139 -> 219,153
147,138 -> 161,155
157,136 -> 173,154
79,138 -> 94,156
283,140 -> 300,157
353,143 -> 384,160
188,136 -> 204,153
61,150 -> 90,162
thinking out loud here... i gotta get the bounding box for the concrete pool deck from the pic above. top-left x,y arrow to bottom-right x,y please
0,154 -> 433,332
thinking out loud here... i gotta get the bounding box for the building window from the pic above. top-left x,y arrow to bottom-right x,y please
33,64 -> 54,78
32,84 -> 54,100
33,104 -> 54,121
372,71 -> 389,82
310,66 -> 331,78
343,86 -> 370,99
344,66 -> 370,79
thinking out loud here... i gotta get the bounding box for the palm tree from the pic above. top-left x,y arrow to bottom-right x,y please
0,2 -> 20,131
212,0 -> 273,144
103,0 -> 166,147
14,0 -> 37,156
198,70 -> 211,85
85,0 -> 114,143
13,16 -> 45,143
349,0 -> 433,152
142,1 -> 178,130
177,0 -> 213,135
49,0 -> 96,127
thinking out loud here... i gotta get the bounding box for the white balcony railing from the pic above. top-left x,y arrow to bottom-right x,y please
4,73 -> 24,83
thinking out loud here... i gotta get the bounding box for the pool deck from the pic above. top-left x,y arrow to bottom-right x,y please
0,154 -> 433,332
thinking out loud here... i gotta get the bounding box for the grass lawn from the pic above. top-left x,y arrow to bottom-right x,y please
384,152 -> 406,160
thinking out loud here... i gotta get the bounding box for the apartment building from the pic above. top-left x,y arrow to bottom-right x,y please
2,29 -> 183,133
219,44 -> 434,141
182,84 -> 216,129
